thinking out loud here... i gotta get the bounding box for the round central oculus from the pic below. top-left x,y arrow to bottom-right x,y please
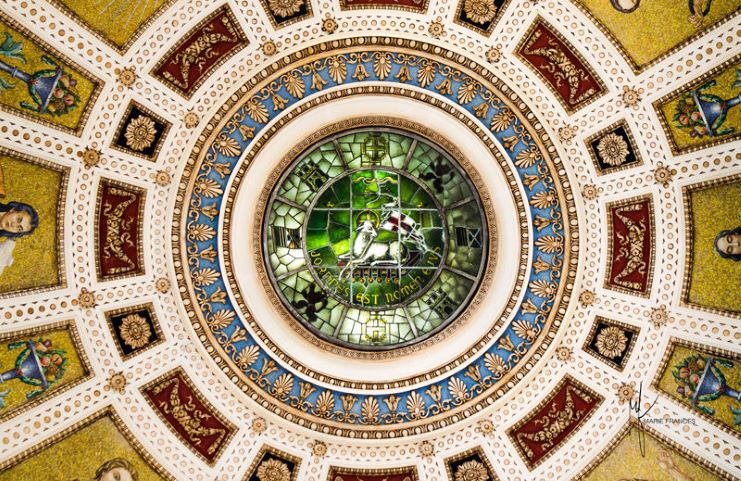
306,168 -> 445,308
262,129 -> 488,350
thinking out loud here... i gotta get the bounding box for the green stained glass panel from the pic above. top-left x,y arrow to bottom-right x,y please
263,129 -> 488,350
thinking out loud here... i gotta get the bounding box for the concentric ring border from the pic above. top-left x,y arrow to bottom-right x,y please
172,37 -> 579,438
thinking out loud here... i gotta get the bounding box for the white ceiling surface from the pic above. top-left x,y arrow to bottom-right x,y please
0,0 -> 739,480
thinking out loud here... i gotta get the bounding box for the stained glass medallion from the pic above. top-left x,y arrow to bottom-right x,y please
263,129 -> 488,350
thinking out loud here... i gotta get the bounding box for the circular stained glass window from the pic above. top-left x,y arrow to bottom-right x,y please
263,129 -> 488,350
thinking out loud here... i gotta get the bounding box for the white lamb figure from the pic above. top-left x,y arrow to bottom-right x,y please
338,219 -> 404,278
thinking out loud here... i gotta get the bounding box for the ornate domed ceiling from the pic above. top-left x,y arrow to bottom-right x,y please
0,0 -> 738,479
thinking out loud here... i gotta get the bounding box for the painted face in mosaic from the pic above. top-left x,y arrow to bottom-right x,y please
610,0 -> 640,12
264,129 -> 488,350
714,227 -> 741,259
0,208 -> 34,236
98,467 -> 135,481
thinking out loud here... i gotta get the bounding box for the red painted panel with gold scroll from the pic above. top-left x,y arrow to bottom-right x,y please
152,6 -> 247,98
95,179 -> 145,281
507,376 -> 602,469
605,196 -> 654,296
516,18 -> 605,113
141,368 -> 236,465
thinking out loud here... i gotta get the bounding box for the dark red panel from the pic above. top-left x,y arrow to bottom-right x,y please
509,376 -> 602,469
96,180 -> 144,280
153,6 -> 247,98
607,197 -> 653,295
142,369 -> 234,465
517,19 -> 605,113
